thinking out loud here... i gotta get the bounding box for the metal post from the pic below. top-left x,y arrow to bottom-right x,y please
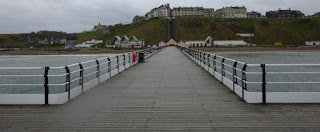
108,58 -> 111,78
196,51 -> 198,61
79,63 -> 84,93
65,66 -> 71,101
116,56 -> 119,73
207,54 -> 211,70
198,51 -> 200,62
204,53 -> 206,66
200,52 -> 202,63
197,51 -> 199,61
213,55 -> 217,72
123,54 -> 126,69
44,67 -> 50,105
128,53 -> 131,66
192,50 -> 195,59
190,50 -> 193,59
195,51 -> 198,61
241,64 -> 247,100
136,51 -> 139,64
96,60 -> 100,83
203,52 -> 206,65
233,61 -> 238,92
221,58 -> 225,83
261,64 -> 266,104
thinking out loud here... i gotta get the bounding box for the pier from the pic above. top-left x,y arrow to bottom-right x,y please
1,47 -> 320,131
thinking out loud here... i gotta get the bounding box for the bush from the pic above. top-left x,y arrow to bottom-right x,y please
298,19 -> 310,24
260,20 -> 269,26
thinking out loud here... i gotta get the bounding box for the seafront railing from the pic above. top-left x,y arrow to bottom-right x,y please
177,46 -> 320,104
0,47 -> 164,105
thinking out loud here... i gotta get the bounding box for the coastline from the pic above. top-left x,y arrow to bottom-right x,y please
1,46 -> 320,55
0,48 -> 141,55
193,46 -> 320,53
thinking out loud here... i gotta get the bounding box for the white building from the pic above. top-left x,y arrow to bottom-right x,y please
121,36 -> 130,47
167,39 -> 177,46
109,36 -> 144,48
184,36 -> 249,47
236,33 -> 255,37
145,4 -> 171,20
75,39 -> 103,48
38,38 -> 48,44
114,36 -> 121,45
159,41 -> 167,47
129,36 -> 145,48
185,36 -> 214,47
215,6 -> 248,18
172,7 -> 214,18
305,41 -> 320,46
214,40 -> 248,46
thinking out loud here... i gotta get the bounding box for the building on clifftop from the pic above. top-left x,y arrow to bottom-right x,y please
145,4 -> 171,20
266,8 -> 305,19
215,6 -> 247,18
172,7 -> 214,18
93,22 -> 107,31
247,11 -> 262,18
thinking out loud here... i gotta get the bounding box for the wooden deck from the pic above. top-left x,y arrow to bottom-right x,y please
1,47 -> 320,131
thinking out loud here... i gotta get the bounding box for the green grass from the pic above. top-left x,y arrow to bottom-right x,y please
105,18 -> 319,45
0,34 -> 27,45
107,18 -> 168,44
1,18 -> 319,48
77,30 -> 106,44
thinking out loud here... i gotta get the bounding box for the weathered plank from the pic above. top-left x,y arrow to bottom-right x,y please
0,47 -> 320,131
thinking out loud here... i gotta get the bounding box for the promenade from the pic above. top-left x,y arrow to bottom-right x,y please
1,47 -> 320,131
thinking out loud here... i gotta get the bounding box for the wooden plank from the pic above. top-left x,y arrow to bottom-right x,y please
0,47 -> 320,131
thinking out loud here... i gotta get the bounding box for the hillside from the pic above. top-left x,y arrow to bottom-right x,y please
1,18 -> 320,48
0,31 -> 77,48
107,18 -> 168,44
0,34 -> 28,48
77,30 -> 107,44
103,18 -> 320,45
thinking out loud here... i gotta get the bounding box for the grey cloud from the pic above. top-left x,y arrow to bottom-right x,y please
0,0 -> 319,33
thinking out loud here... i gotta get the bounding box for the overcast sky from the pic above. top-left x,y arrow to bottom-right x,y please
0,0 -> 319,34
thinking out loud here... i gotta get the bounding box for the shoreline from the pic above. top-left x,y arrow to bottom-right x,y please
1,46 -> 320,55
0,48 -> 142,55
193,46 -> 320,53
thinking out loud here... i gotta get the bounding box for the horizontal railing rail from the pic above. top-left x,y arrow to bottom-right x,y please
177,46 -> 320,104
0,46 -> 165,105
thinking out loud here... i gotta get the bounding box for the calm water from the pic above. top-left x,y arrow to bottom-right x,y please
217,52 -> 320,64
214,52 -> 320,92
0,54 -> 117,94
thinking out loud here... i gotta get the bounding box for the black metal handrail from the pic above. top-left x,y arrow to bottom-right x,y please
177,46 -> 320,104
0,46 -> 165,105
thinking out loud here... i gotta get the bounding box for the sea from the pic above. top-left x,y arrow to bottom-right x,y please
0,54 -> 115,94
214,52 -> 320,92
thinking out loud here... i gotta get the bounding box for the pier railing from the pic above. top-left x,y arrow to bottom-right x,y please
0,47 -> 164,105
177,46 -> 320,103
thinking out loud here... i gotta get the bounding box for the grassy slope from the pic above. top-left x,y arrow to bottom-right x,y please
0,34 -> 28,48
107,18 -> 168,44
77,18 -> 168,45
108,18 -> 320,45
1,18 -> 320,47
250,19 -> 320,45
175,18 -> 320,45
77,30 -> 106,44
